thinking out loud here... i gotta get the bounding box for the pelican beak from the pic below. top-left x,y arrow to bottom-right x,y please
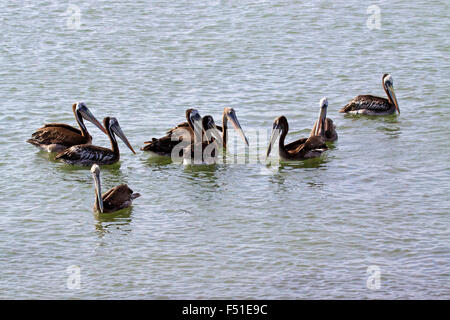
111,123 -> 136,154
226,109 -> 249,146
387,84 -> 400,114
266,123 -> 281,158
315,105 -> 327,136
91,168 -> 103,213
78,107 -> 108,134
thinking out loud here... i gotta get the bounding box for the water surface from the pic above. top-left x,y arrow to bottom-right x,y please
0,0 -> 449,299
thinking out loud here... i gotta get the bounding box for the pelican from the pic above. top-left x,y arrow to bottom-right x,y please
339,74 -> 400,115
266,116 -> 328,161
284,98 -> 337,152
90,164 -> 140,213
214,107 -> 249,149
182,115 -> 223,165
141,108 -> 202,156
27,102 -> 107,152
56,117 -> 135,166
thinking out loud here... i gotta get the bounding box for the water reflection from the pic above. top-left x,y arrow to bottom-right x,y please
344,113 -> 401,138
375,116 -> 401,138
94,208 -> 133,238
268,156 -> 328,172
183,163 -> 220,187
143,155 -> 173,167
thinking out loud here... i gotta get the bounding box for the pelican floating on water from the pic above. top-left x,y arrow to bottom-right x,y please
182,115 -> 223,165
213,107 -> 249,149
339,74 -> 400,115
27,102 -> 107,152
141,108 -> 202,157
309,98 -> 337,142
283,98 -> 337,152
56,117 -> 135,166
267,116 -> 328,161
90,164 -> 140,213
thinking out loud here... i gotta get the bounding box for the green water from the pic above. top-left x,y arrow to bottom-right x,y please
0,1 -> 449,299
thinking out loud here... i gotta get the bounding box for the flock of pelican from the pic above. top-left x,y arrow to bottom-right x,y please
27,74 -> 400,213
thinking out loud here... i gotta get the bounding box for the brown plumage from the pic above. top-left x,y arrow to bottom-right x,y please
267,116 -> 328,161
141,109 -> 202,157
182,115 -> 222,165
56,116 -> 135,166
91,164 -> 140,213
339,74 -> 400,115
283,98 -> 337,152
27,102 -> 107,152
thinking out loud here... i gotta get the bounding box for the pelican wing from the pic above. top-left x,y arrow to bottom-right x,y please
284,137 -> 308,152
102,184 -> 139,211
55,144 -> 114,162
28,124 -> 87,146
340,95 -> 390,113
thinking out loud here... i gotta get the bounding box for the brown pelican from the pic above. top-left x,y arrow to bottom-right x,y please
284,98 -> 337,152
90,164 -> 140,213
56,117 -> 135,166
27,102 -> 107,152
214,107 -> 249,149
339,74 -> 400,115
141,108 -> 202,157
266,116 -> 328,161
310,98 -> 337,142
182,115 -> 222,165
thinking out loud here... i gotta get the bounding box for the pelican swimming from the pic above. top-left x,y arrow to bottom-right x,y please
90,164 -> 140,213
339,74 -> 400,115
266,116 -> 328,161
141,108 -> 202,157
27,102 -> 107,152
56,117 -> 135,166
309,98 -> 337,142
283,98 -> 337,152
182,115 -> 223,165
213,107 -> 249,149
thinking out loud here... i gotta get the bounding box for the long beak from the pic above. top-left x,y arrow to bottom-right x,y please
111,123 -> 136,154
315,106 -> 327,136
227,110 -> 249,146
92,171 -> 104,213
266,125 -> 281,158
387,84 -> 400,114
79,108 -> 108,134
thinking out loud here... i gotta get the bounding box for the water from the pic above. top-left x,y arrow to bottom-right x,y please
0,0 -> 449,299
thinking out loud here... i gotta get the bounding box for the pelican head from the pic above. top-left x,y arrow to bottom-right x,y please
73,102 -> 108,134
202,115 -> 222,142
223,107 -> 249,146
186,108 -> 202,125
266,116 -> 288,158
90,164 -> 103,213
105,117 -> 136,154
383,74 -> 400,114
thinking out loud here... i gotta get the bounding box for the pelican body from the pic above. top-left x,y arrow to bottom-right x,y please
141,109 -> 202,157
27,102 -> 107,152
90,164 -> 140,213
56,117 -> 135,166
283,98 -> 337,152
339,74 -> 400,115
182,115 -> 223,165
267,116 -> 328,161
